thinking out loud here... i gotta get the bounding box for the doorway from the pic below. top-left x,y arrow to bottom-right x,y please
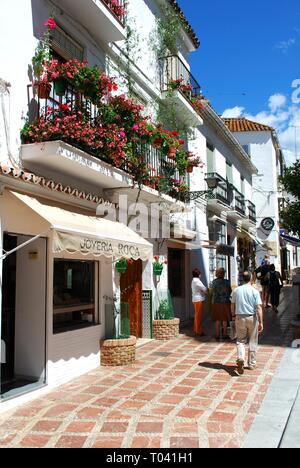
120,260 -> 143,338
1,233 -> 47,401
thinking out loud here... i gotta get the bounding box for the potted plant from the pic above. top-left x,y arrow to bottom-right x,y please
153,297 -> 180,341
153,256 -> 167,276
31,17 -> 57,99
116,258 -> 129,274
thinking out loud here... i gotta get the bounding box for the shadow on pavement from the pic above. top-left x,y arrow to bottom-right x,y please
198,361 -> 239,377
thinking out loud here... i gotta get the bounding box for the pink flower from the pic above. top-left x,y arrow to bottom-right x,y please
132,124 -> 139,131
119,131 -> 126,138
44,18 -> 57,30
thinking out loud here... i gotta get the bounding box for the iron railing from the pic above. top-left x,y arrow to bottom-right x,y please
26,84 -> 183,195
160,55 -> 202,100
205,173 -> 233,207
247,200 -> 256,223
234,188 -> 246,215
101,0 -> 126,26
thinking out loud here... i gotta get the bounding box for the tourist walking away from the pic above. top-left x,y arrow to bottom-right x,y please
231,272 -> 264,375
191,268 -> 207,337
266,265 -> 283,313
255,256 -> 271,308
212,268 -> 232,341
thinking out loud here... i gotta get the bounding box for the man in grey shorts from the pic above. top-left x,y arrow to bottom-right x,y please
231,272 -> 264,375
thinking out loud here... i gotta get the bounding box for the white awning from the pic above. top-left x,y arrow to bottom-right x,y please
11,192 -> 153,261
241,229 -> 264,246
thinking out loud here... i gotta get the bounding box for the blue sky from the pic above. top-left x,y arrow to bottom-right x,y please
177,0 -> 300,164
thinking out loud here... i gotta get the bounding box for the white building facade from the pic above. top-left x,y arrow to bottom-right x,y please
0,0 -> 258,407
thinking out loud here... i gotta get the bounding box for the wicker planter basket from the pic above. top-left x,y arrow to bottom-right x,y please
100,336 -> 137,366
153,318 -> 180,341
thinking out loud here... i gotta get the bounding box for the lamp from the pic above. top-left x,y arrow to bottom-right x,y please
205,173 -> 221,190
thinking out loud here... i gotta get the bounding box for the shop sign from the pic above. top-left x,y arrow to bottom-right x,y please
216,244 -> 235,257
261,218 -> 275,232
53,231 -> 151,261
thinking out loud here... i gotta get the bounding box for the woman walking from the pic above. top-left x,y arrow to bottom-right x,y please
191,268 -> 207,337
212,268 -> 232,340
266,264 -> 283,312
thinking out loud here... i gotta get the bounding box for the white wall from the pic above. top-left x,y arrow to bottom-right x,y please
14,236 -> 47,379
233,131 -> 281,267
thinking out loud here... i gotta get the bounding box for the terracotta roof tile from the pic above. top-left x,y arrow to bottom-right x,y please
168,0 -> 200,49
223,118 -> 273,133
0,163 -> 113,206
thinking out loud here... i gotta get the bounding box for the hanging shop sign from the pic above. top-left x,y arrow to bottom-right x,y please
216,244 -> 235,257
261,218 -> 275,232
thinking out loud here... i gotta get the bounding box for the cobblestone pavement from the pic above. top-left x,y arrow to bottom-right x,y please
0,336 -> 285,448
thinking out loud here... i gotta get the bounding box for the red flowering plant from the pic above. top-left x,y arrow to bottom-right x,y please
168,76 -> 193,99
190,96 -> 204,115
43,59 -> 118,104
31,17 -> 57,89
102,0 -> 126,22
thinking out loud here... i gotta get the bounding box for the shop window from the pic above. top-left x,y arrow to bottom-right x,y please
168,249 -> 185,298
53,260 -> 98,334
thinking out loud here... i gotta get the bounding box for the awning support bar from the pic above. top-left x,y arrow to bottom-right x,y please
0,230 -> 50,261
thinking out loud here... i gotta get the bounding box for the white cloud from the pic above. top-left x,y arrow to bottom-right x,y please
275,38 -> 296,53
222,93 -> 300,167
268,94 -> 287,112
222,106 -> 245,118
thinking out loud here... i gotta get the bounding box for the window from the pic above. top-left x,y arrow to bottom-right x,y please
168,249 -> 185,298
53,260 -> 98,334
51,24 -> 84,61
241,176 -> 245,195
242,145 -> 251,157
226,161 -> 233,185
206,141 -> 215,173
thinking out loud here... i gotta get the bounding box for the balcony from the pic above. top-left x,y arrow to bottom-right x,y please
227,188 -> 246,221
21,84 -> 186,202
58,0 -> 126,42
160,55 -> 203,127
206,173 -> 233,212
241,200 -> 257,229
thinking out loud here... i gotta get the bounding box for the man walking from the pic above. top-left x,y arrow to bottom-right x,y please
231,272 -> 264,375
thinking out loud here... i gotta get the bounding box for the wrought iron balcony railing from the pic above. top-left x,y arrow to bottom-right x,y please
160,55 -> 202,101
205,173 -> 233,207
101,0 -> 126,26
247,200 -> 257,223
26,84 -> 184,197
234,189 -> 246,215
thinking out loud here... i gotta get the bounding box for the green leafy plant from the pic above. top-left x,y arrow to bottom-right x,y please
156,299 -> 174,320
32,17 -> 57,82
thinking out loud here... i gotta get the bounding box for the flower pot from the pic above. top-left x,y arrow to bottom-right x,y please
54,78 -> 68,96
187,165 -> 194,173
34,82 -> 51,99
116,260 -> 128,274
168,148 -> 177,160
153,264 -> 164,276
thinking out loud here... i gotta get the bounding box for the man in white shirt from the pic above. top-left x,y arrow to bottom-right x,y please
231,272 -> 263,375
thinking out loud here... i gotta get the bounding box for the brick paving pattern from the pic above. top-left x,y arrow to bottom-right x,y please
0,335 -> 285,448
